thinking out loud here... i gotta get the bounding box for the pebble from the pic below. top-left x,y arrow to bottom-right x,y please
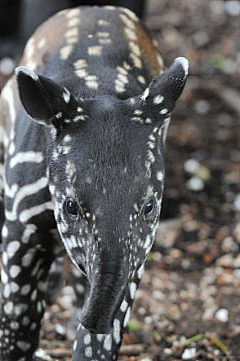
181,347 -> 197,360
0,57 -> 15,76
233,194 -> 240,211
186,176 -> 204,191
215,308 -> 229,322
55,323 -> 66,336
35,348 -> 52,361
193,31 -> 209,47
225,0 -> 240,16
184,159 -> 200,173
152,290 -> 165,301
194,99 -> 211,114
163,348 -> 173,355
216,254 -> 234,268
222,236 -> 239,252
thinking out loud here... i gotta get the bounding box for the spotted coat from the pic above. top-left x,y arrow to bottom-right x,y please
0,6 -> 188,361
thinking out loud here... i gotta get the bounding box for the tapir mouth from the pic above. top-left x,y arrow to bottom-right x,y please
80,270 -> 128,334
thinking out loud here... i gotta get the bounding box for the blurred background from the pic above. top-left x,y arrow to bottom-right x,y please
0,0 -> 240,360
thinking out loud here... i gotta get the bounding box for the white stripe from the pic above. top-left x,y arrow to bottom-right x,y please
10,151 -> 44,168
19,201 -> 53,223
5,177 -> 48,221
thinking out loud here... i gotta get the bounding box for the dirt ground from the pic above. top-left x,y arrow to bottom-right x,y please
1,0 -> 240,360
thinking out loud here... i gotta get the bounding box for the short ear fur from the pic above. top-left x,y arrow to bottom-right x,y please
133,57 -> 189,119
15,66 -> 80,126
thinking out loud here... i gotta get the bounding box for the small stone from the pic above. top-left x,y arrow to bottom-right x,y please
194,99 -> 210,114
181,348 -> 197,360
35,348 -> 52,361
222,236 -> 238,252
0,57 -> 15,75
215,308 -> 229,322
163,348 -> 173,355
216,254 -> 233,268
186,176 -> 204,191
55,323 -> 66,336
225,0 -> 240,16
233,194 -> 240,211
152,290 -> 165,301
184,159 -> 200,173
193,31 -> 209,47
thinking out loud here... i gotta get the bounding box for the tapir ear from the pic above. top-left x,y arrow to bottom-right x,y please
15,66 -> 80,127
132,57 -> 189,121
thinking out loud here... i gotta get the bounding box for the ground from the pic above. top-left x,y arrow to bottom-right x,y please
0,0 -> 240,360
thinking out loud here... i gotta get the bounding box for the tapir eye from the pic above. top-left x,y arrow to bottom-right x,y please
66,198 -> 78,216
143,198 -> 156,221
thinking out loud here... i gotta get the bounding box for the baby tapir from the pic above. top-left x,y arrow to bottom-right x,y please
0,5 -> 188,361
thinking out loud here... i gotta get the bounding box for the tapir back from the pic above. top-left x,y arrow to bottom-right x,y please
19,6 -> 164,97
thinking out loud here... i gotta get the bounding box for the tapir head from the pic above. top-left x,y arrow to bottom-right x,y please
16,57 -> 188,334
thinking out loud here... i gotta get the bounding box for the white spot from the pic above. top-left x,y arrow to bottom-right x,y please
10,321 -> 19,330
140,87 -> 150,101
113,319 -> 121,344
153,95 -> 164,105
129,52 -> 142,69
1,267 -> 8,283
37,38 -> 46,49
21,248 -> 36,267
160,108 -> 168,115
103,335 -> 112,351
85,346 -> 93,357
137,75 -> 146,84
3,284 -> 11,298
120,299 -> 128,312
68,17 -> 80,27
145,117 -> 152,124
123,307 -> 131,327
4,302 -> 14,315
98,19 -> 110,26
21,284 -> 31,295
129,42 -> 141,56
74,59 -> 88,69
63,88 -> 71,103
9,265 -> 21,278
84,334 -> 91,345
75,68 -> 88,78
10,282 -> 20,293
88,46 -> 102,56
85,75 -> 99,90
6,241 -> 20,258
21,224 -> 37,244
60,45 -> 73,60
17,341 -> 31,352
65,27 -> 79,38
2,224 -> 8,238
156,171 -> 164,181
73,340 -> 78,351
122,7 -> 139,21
124,27 -> 137,41
137,263 -> 145,279
119,14 -> 135,30
129,282 -> 137,299
66,8 -> 81,18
